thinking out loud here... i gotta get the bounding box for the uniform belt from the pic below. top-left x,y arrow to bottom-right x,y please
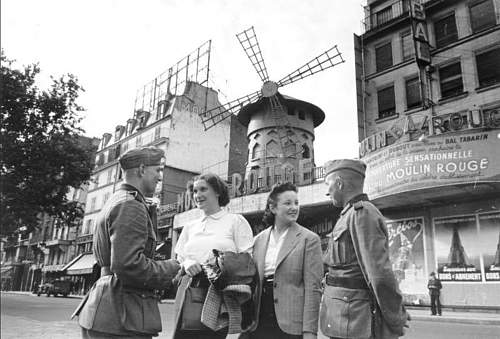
326,275 -> 369,290
101,266 -> 156,296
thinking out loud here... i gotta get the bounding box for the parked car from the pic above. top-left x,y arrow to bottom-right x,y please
36,280 -> 72,297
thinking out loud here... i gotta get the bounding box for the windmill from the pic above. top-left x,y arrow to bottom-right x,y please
201,27 -> 344,187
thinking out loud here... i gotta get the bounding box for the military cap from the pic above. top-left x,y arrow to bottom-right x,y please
324,159 -> 367,178
119,146 -> 165,170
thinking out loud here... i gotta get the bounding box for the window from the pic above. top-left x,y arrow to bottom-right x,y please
376,6 -> 393,26
375,42 -> 393,72
401,30 -> 415,61
90,197 -> 96,212
434,13 -> 458,48
103,192 -> 111,204
439,62 -> 463,99
405,77 -> 422,109
302,144 -> 310,159
476,47 -> 500,88
107,169 -> 113,184
135,135 -> 142,147
297,109 -> 305,120
377,85 -> 396,119
470,0 -> 496,33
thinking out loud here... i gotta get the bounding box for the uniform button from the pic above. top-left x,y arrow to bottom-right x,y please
343,296 -> 348,301
142,294 -> 146,298
274,298 -> 278,304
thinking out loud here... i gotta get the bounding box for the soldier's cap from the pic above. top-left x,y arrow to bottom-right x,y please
119,146 -> 165,170
324,159 -> 367,178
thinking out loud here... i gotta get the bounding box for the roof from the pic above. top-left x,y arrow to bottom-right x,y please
237,92 -> 325,127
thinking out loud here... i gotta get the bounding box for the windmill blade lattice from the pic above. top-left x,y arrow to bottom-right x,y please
236,26 -> 269,82
277,45 -> 344,87
200,90 -> 261,130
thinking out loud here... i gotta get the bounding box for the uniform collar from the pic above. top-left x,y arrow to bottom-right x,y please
340,193 -> 369,215
119,183 -> 146,203
201,209 -> 227,221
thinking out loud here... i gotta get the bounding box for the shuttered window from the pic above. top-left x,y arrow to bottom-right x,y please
376,42 -> 393,72
376,6 -> 393,26
434,13 -> 458,48
406,77 -> 422,109
470,0 -> 496,33
377,85 -> 396,119
476,47 -> 500,88
401,31 -> 414,61
439,62 -> 463,99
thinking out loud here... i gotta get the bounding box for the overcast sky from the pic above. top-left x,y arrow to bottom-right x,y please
2,0 -> 365,166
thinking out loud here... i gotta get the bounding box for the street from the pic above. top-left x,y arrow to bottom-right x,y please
1,293 -> 500,339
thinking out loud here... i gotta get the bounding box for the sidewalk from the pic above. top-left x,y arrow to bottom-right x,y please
407,307 -> 500,326
3,291 -> 499,326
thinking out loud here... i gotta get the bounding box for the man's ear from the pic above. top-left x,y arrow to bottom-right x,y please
138,164 -> 145,177
336,177 -> 343,191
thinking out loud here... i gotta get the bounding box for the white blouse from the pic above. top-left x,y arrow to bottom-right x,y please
264,227 -> 289,277
174,209 -> 254,263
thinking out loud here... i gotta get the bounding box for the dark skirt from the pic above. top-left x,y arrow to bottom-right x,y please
248,279 -> 301,339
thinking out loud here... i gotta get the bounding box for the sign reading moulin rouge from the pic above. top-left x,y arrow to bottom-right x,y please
363,130 -> 500,199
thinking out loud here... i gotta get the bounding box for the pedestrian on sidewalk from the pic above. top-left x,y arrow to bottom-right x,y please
72,146 -> 181,338
320,159 -> 410,339
428,272 -> 442,316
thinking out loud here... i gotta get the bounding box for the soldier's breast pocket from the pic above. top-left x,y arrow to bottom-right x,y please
328,223 -> 357,265
319,285 -> 372,339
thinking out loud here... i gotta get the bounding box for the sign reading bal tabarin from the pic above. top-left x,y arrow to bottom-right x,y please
362,130 -> 500,199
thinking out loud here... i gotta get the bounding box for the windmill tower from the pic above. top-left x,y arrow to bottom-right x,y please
200,27 -> 344,188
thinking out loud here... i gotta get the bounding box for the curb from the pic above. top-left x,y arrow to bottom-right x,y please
409,313 -> 500,326
1,291 -> 84,299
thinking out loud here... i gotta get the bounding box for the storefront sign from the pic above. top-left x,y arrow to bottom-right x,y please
363,130 -> 500,199
434,215 -> 482,282
386,217 -> 427,299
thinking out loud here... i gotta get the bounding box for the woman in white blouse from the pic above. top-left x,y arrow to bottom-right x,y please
243,183 -> 323,339
172,173 -> 254,339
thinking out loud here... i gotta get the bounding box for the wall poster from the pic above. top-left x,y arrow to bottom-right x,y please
386,217 -> 427,302
478,213 -> 500,282
434,215 -> 482,282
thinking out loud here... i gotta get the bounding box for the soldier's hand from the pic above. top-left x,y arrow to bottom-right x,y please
183,259 -> 202,277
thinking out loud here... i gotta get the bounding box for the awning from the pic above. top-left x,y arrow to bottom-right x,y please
0,265 -> 13,274
65,253 -> 96,275
62,253 -> 84,271
156,242 -> 166,251
42,264 -> 66,272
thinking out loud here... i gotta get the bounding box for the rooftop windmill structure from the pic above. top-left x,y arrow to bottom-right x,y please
200,27 -> 345,188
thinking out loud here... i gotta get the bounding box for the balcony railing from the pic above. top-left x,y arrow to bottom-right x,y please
363,0 -> 410,33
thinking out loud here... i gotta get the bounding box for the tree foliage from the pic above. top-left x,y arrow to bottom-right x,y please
0,51 -> 95,236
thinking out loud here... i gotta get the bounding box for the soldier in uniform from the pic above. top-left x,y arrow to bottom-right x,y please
319,159 -> 409,339
72,146 -> 181,338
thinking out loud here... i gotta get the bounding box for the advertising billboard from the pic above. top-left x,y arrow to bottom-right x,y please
363,130 -> 500,200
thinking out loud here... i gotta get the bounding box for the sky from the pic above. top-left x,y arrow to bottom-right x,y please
1,0 -> 365,166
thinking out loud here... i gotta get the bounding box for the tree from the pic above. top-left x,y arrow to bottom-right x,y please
0,51 -> 96,236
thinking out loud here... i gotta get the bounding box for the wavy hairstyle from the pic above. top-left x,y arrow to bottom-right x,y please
193,173 -> 230,207
262,182 -> 298,227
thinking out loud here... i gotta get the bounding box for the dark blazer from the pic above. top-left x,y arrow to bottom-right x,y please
246,223 -> 323,336
73,183 -> 180,336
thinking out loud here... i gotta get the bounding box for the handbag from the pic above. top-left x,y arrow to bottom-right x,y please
180,281 -> 209,331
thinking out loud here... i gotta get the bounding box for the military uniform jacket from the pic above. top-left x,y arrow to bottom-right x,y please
73,183 -> 179,336
323,194 -> 408,338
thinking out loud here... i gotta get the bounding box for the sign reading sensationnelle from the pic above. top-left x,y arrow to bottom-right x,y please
362,130 -> 500,200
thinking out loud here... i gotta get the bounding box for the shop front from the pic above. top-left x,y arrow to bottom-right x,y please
63,253 -> 98,295
362,129 -> 500,307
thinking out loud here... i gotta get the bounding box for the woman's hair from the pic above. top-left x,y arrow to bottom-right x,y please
193,173 -> 230,207
262,182 -> 298,227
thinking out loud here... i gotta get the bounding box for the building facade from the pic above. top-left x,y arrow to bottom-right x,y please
74,81 -> 248,294
355,0 -> 500,307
